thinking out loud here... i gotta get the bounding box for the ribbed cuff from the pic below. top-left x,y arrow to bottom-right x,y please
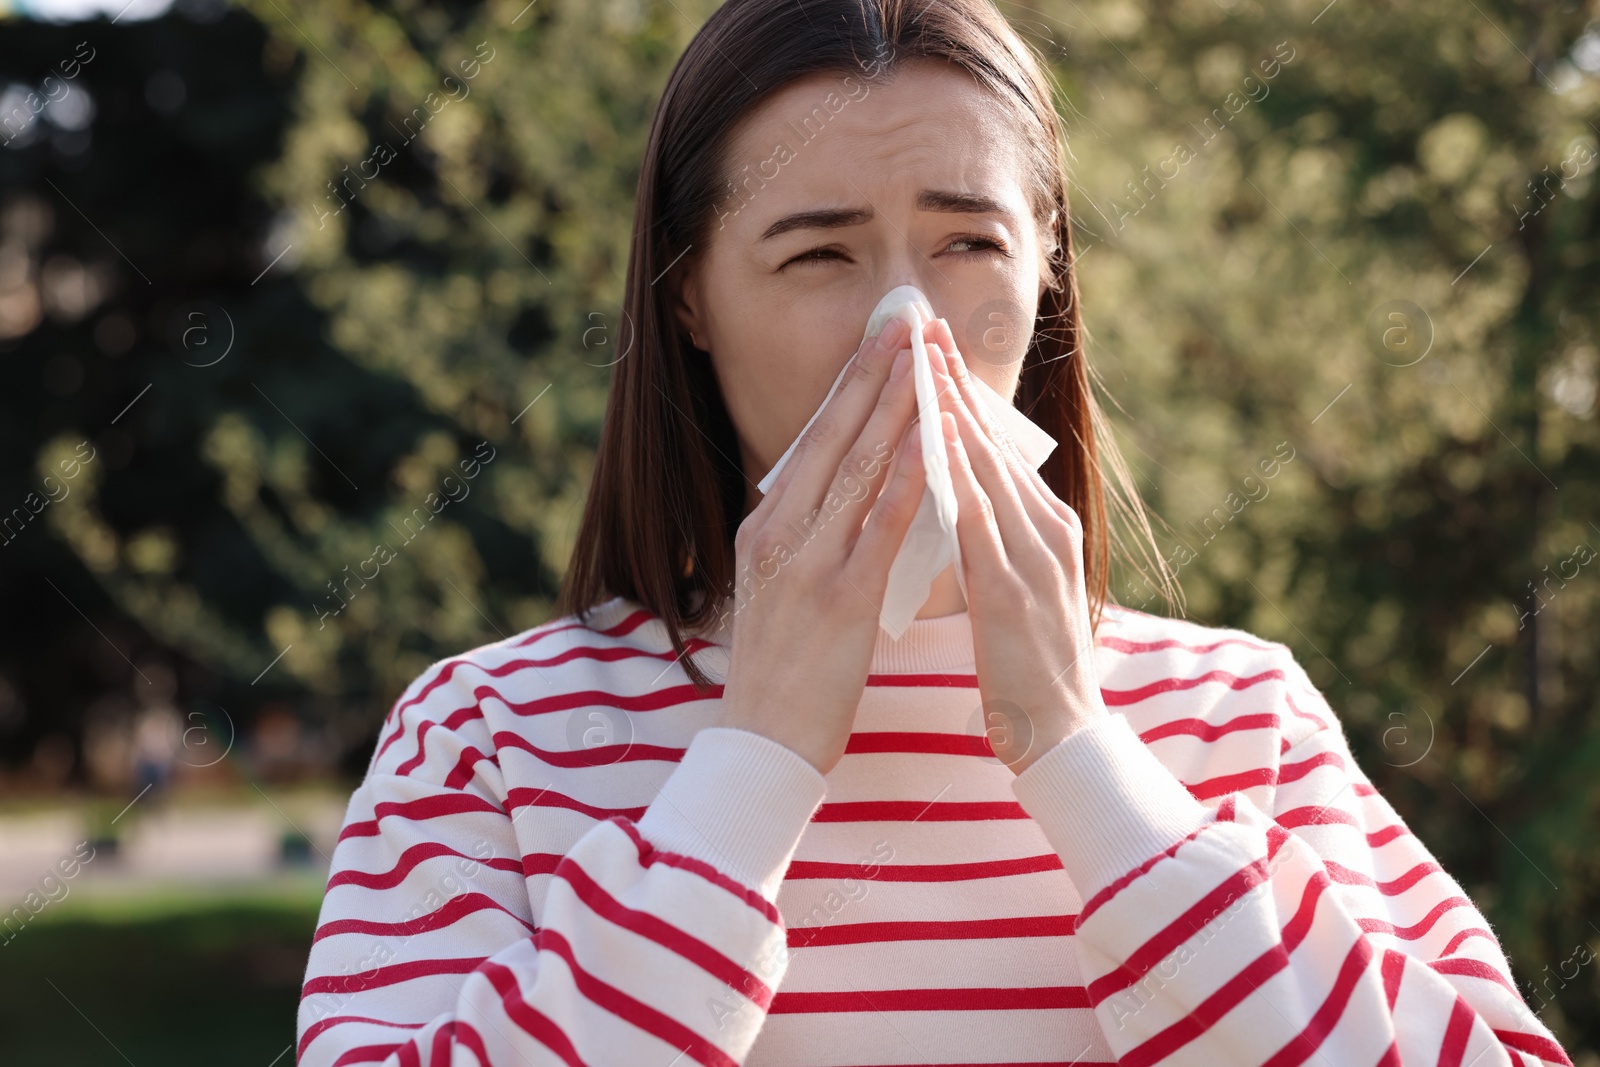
635,727 -> 827,902
1011,713 -> 1210,901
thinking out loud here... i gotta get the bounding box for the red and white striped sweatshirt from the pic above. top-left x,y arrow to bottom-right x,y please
296,594 -> 1572,1067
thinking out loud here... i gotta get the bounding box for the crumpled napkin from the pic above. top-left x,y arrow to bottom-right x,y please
756,284 -> 1058,638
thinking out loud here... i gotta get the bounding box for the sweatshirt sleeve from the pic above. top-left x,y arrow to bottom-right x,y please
297,656 -> 827,1067
1010,648 -> 1572,1067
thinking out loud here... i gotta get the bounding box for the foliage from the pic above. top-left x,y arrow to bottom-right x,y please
0,0 -> 1594,1050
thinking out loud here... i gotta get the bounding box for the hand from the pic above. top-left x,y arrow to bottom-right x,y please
920,316 -> 1108,775
712,315 -> 928,776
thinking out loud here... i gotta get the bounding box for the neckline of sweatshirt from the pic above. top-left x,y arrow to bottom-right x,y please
674,587 -> 991,676
665,588 -> 1159,680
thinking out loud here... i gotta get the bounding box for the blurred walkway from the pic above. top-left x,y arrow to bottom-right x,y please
0,792 -> 346,901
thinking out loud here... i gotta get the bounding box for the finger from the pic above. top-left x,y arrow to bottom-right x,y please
927,317 -> 1074,530
924,317 -> 1018,457
847,410 -> 927,597
927,340 -> 1033,552
762,315 -> 911,525
936,407 -> 1007,583
820,340 -> 924,551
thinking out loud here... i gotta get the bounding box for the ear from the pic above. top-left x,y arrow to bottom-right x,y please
1038,208 -> 1060,298
672,254 -> 704,342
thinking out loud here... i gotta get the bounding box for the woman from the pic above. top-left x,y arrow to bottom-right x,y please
297,2 -> 1572,1064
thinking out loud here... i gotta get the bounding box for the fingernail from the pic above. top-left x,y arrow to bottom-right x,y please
889,347 -> 910,381
877,317 -> 909,349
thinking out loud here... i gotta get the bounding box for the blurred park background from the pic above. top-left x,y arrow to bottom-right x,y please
0,0 -> 1596,1062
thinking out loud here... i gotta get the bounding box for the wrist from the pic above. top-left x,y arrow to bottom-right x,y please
1005,702 -> 1107,777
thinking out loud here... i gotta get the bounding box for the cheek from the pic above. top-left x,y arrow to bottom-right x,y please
952,286 -> 1033,394
708,293 -> 862,465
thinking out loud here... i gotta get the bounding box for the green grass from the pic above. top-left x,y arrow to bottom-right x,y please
0,880 -> 325,1065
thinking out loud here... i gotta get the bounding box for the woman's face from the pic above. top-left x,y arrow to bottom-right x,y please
674,57 -> 1054,511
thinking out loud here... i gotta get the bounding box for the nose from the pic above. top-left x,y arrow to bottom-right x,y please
865,257 -> 947,341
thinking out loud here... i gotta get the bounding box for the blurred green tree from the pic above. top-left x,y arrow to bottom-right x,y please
0,0 -> 1593,1051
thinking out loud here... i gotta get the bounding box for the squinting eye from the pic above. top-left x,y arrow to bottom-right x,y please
783,247 -> 847,268
947,235 -> 1007,255
781,235 -> 1009,269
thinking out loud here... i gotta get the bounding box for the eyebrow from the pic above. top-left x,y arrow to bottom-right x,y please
758,189 -> 1017,241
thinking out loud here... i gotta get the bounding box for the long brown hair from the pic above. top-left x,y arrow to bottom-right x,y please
558,0 -> 1179,690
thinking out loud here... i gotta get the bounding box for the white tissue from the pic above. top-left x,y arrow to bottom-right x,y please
756,285 -> 1058,639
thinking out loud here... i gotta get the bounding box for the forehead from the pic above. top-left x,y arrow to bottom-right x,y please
716,59 -> 1034,227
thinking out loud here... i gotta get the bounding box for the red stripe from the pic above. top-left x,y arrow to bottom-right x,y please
1258,935 -> 1374,1067
810,800 -> 1028,822
769,985 -> 1090,1013
1265,824 -> 1293,859
1439,927 -> 1499,956
1366,823 -> 1412,846
298,1015 -> 422,1059
489,682 -> 723,718
374,611 -> 653,758
396,683 -> 717,765
785,853 -> 1062,882
1184,750 -> 1349,801
1275,806 -> 1412,847
1078,821 -> 1215,924
326,842 -> 523,891
790,913 -> 1076,948
1357,896 -> 1475,941
1103,668 -> 1285,707
865,672 -> 979,688
1278,749 -> 1347,784
507,786 -> 647,823
531,927 -> 739,1066
1088,856 -> 1271,1002
397,1037 -> 421,1067
331,1043 -> 402,1067
388,704 -> 493,778
552,853 -> 773,1007
1120,870 -> 1333,1067
442,745 -> 502,790
393,717 -> 439,776
1284,691 -> 1331,730
1430,957 -> 1519,995
1326,859 -> 1443,896
612,816 -> 782,925
428,1021 -> 455,1067
338,792 -> 504,843
521,852 -> 564,877
312,891 -> 536,944
453,1019 -> 492,1066
1381,948 -> 1406,1009
1098,633 -> 1281,656
1139,712 -> 1279,744
844,731 -> 992,756
1437,994 -> 1477,1067
493,730 -> 686,768
1187,767 -> 1277,800
302,955 -> 487,996
478,960 -> 592,1066
1491,1028 -> 1575,1066
377,630 -> 710,771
